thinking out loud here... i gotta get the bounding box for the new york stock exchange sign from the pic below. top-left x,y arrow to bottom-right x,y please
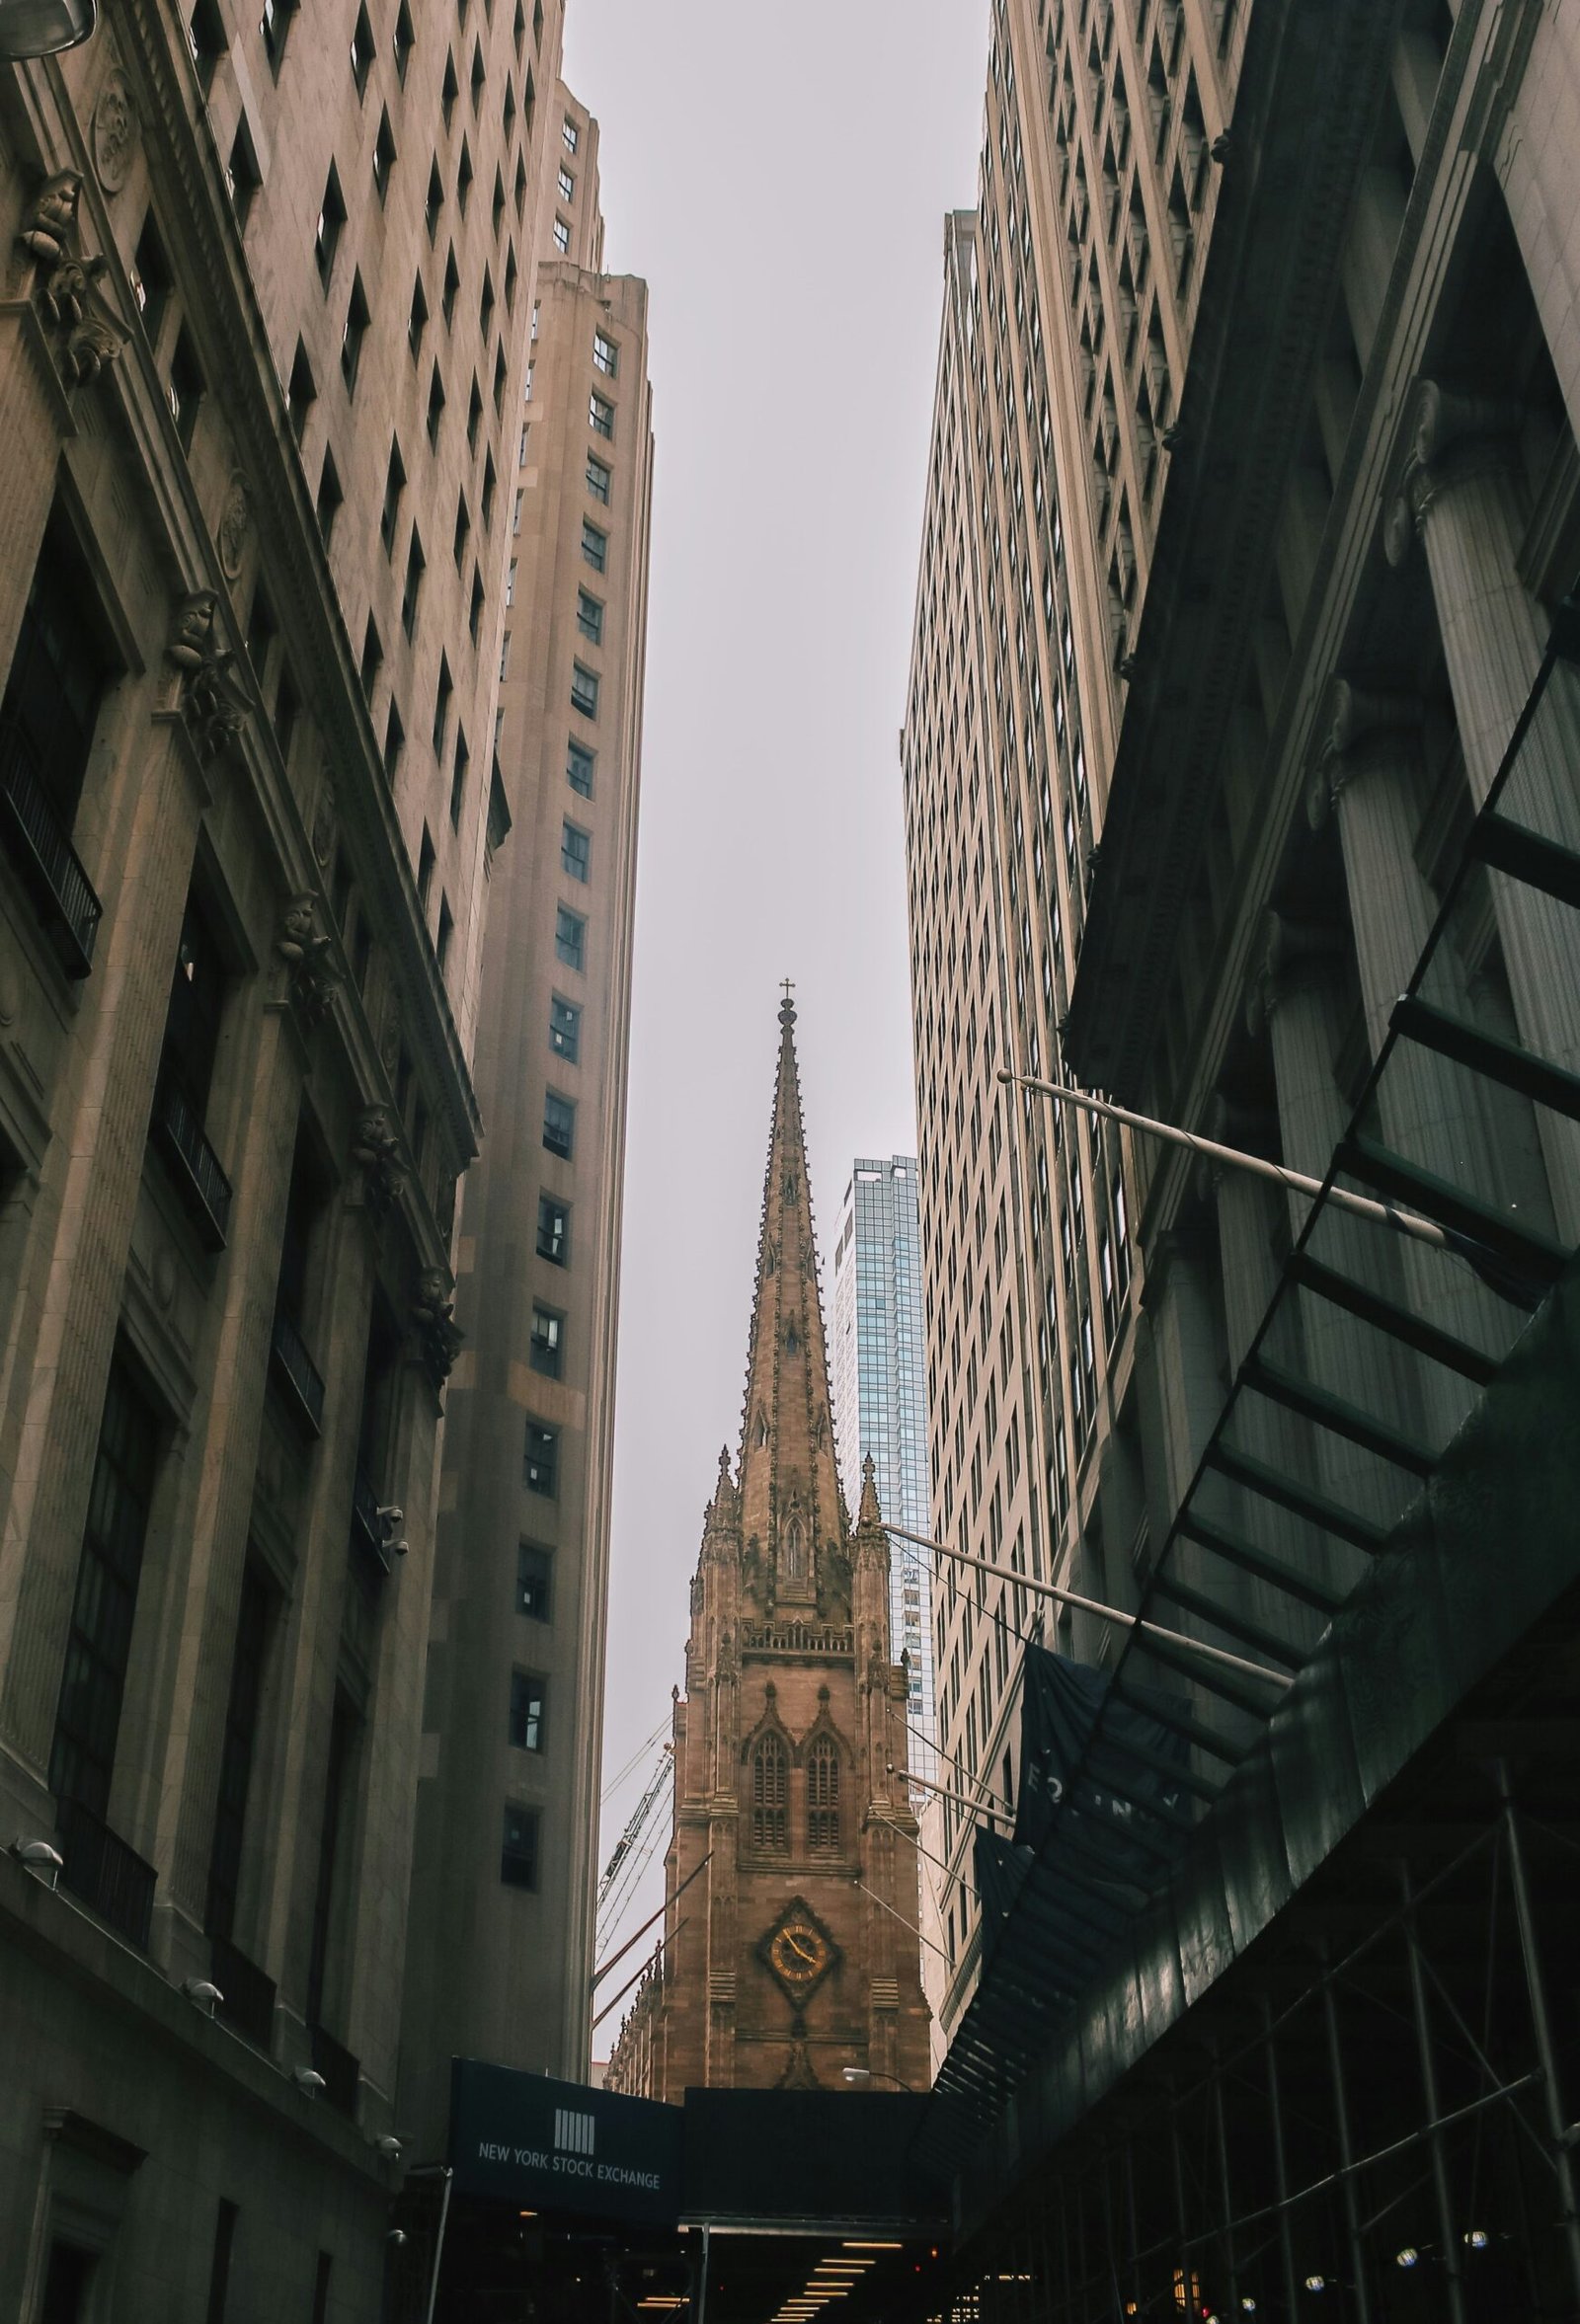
449,2060 -> 684,2225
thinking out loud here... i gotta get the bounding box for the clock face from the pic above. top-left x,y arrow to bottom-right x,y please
759,1897 -> 840,2004
769,1919 -> 830,1989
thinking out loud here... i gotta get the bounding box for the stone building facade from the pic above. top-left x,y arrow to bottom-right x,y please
0,0 -> 569,2307
400,85 -> 652,2150
604,1002 -> 931,2100
905,0 -> 1580,2072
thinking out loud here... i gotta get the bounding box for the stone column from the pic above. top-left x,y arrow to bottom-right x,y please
0,706 -> 206,1796
0,303 -> 76,674
1247,915 -> 1417,1537
1498,8 -> 1580,446
1385,382 -> 1580,1237
1307,683 -> 1500,1433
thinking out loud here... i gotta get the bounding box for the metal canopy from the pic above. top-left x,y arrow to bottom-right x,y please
915,619 -> 1580,2178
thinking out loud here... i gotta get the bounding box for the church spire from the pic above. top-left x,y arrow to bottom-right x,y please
736,988 -> 847,1612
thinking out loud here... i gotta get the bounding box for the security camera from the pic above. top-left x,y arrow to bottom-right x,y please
183,1977 -> 223,2016
376,2135 -> 404,2159
389,1538 -> 410,1558
294,2067 -> 327,2096
377,1505 -> 404,1530
388,2229 -> 408,2248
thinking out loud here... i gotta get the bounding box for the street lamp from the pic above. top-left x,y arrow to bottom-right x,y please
0,0 -> 98,60
841,2066 -> 914,2091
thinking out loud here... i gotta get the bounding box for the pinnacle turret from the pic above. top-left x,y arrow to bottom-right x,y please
734,990 -> 847,1615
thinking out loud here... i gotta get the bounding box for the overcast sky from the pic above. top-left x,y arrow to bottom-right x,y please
559,0 -> 989,1990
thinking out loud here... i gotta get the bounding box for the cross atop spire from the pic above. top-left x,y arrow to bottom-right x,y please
735,991 -> 845,1612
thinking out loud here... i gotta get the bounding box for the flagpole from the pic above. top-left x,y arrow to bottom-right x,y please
998,1069 -> 1456,1254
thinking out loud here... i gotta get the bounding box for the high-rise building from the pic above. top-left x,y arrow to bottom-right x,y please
898,0 -> 1580,2304
401,83 -> 652,2147
604,1001 -> 931,2100
830,1156 -> 935,1773
0,0 -> 568,2305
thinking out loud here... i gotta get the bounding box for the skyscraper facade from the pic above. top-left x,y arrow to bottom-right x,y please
0,0 -> 601,2304
905,0 -> 1580,2213
401,83 -> 652,2148
830,1156 -> 935,1771
604,1002 -> 930,2100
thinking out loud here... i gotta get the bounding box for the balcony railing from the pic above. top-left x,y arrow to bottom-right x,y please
54,1794 -> 156,1950
270,1304 -> 326,1437
309,2020 -> 360,2118
350,1461 -> 392,1578
210,1931 -> 276,2053
0,723 -> 103,978
150,1071 -> 233,1250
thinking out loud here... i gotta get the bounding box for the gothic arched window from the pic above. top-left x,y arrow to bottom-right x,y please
783,1517 -> 805,1586
751,1734 -> 787,1853
807,1737 -> 840,1853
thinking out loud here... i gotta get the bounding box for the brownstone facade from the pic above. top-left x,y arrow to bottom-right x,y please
604,1000 -> 930,2099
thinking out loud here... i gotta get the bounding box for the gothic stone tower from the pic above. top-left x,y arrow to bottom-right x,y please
609,997 -> 931,2097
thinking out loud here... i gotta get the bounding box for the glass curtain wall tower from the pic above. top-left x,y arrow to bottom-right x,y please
831,1158 -> 935,1777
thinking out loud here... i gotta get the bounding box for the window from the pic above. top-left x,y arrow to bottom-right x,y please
576,589 -> 603,644
536,1194 -> 569,1265
285,339 -> 315,441
260,0 -> 297,72
566,738 -> 594,797
50,1353 -> 160,1821
528,1304 -> 563,1377
581,518 -> 606,573
586,455 -> 610,504
552,215 -> 570,254
408,272 -> 429,357
340,272 -> 369,390
401,530 -> 425,637
432,655 -> 452,755
592,330 -> 618,377
589,390 -> 614,439
517,1541 -> 552,1620
807,1736 -> 840,1852
1,514 -> 112,849
750,1734 -> 787,1853
380,437 -> 405,554
226,119 -> 262,226
524,1420 -> 558,1494
314,166 -> 345,285
393,0 -> 414,80
457,137 -> 474,214
570,663 -> 598,719
372,110 -> 396,201
549,994 -> 581,1061
543,1090 -> 575,1159
441,47 -> 459,123
469,571 -> 485,643
426,363 -> 445,446
562,114 -> 578,152
557,164 -> 574,201
417,827 -> 435,910
561,820 -> 591,882
382,696 -> 404,780
435,895 -> 452,974
350,2 -> 374,92
359,614 -> 382,700
453,492 -> 471,570
313,443 -> 341,539
169,328 -> 205,451
501,1805 -> 539,1888
449,725 -> 469,827
442,247 -> 460,326
510,1669 -> 546,1750
555,903 -> 585,968
468,374 -> 485,449
130,210 -> 172,344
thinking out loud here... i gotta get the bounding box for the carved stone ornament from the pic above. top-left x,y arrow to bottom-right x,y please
168,590 -> 249,765
352,1105 -> 406,1219
217,472 -> 251,581
274,891 -> 342,1027
17,172 -> 128,390
411,1265 -> 463,1383
92,70 -> 140,194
